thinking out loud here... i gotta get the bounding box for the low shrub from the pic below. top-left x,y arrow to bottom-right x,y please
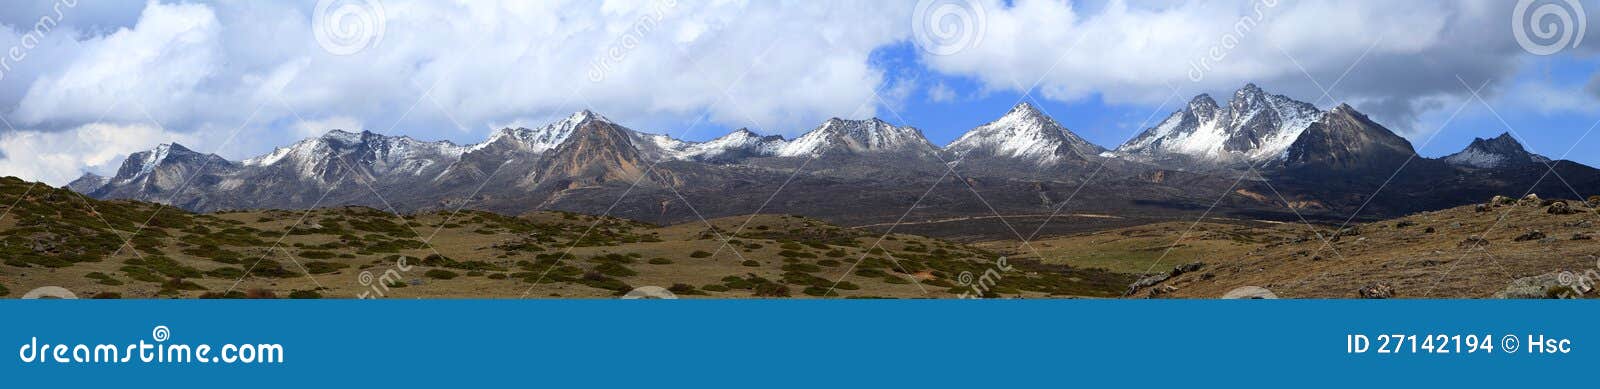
304,261 -> 350,275
289,290 -> 323,299
424,269 -> 459,280
781,263 -> 822,273
689,251 -> 713,258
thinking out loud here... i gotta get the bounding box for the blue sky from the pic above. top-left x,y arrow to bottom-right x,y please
1,0 -> 1597,185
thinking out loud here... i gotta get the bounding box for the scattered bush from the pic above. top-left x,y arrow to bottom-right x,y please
595,263 -> 637,277
854,268 -> 887,278
304,261 -> 350,275
781,263 -> 822,273
741,260 -> 761,267
288,290 -> 323,299
424,269 -> 459,280
802,286 -> 838,297
647,258 -> 673,265
689,251 -> 713,258
85,272 -> 123,286
701,284 -> 730,292
753,283 -> 791,297
668,283 -> 705,295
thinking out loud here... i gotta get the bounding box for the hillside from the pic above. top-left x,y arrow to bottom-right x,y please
0,177 -> 1130,299
1107,197 -> 1600,298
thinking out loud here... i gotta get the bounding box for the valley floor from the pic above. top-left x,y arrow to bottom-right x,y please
2,176 -> 1596,299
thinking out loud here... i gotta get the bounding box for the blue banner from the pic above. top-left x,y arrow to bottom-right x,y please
2,300 -> 1592,387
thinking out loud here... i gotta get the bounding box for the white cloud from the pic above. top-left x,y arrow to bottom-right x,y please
919,0 -> 1562,128
927,82 -> 956,103
0,123 -> 195,185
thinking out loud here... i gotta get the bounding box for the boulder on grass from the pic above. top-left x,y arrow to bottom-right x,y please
1358,283 -> 1395,299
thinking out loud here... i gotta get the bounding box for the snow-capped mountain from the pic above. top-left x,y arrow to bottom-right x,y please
245,130 -> 467,183
1442,133 -> 1553,169
946,102 -> 1104,165
1117,84 -> 1321,166
69,102 -> 1600,230
472,110 -> 605,155
88,143 -> 237,205
775,118 -> 935,157
675,128 -> 786,162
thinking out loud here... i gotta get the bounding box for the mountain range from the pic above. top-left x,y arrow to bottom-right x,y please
67,84 -> 1600,239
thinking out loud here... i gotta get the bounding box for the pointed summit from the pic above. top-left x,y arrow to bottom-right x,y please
947,101 -> 1103,164
531,116 -> 651,187
1442,132 -> 1552,169
1282,103 -> 1417,172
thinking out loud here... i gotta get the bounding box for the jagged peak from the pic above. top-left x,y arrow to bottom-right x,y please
711,128 -> 762,141
570,109 -> 611,124
1236,83 -> 1263,95
1482,132 -> 1518,144
1006,101 -> 1044,116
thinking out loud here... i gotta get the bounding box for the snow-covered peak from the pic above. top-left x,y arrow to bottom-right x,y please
1116,84 -> 1323,165
947,102 -> 1103,164
672,128 -> 786,161
108,143 -> 218,185
242,129 -> 465,180
775,118 -> 933,157
1442,132 -> 1552,169
472,110 -> 611,154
